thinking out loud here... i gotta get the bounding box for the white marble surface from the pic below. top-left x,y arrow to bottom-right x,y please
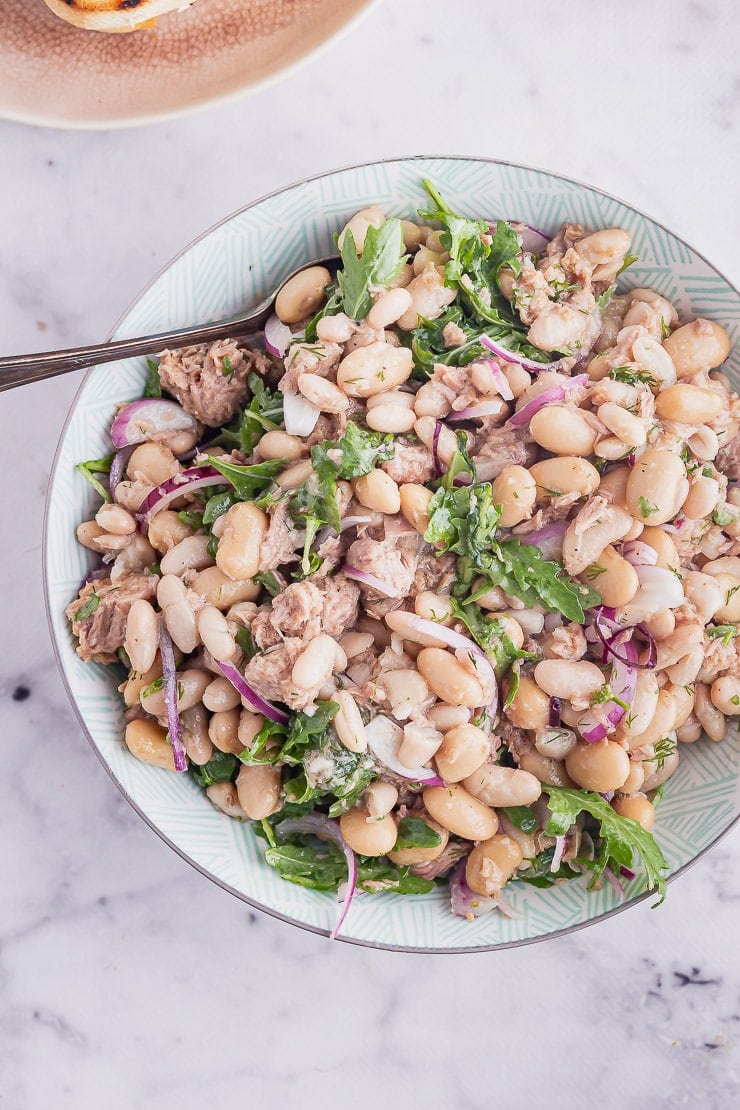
2,1 -> 740,1106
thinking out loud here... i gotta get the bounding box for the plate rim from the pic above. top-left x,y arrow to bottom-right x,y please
43,153 -> 740,952
0,0 -> 379,131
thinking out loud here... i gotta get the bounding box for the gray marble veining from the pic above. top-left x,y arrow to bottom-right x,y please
1,0 -> 739,1106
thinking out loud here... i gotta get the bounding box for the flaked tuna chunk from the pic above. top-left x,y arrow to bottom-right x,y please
381,441 -> 435,485
66,574 -> 157,664
158,340 -> 273,427
346,535 -> 418,598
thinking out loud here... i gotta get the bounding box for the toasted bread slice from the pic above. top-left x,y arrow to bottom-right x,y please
43,0 -> 198,34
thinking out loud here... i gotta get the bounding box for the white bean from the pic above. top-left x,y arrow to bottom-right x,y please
159,534 -> 214,576
197,605 -> 236,662
124,599 -> 159,674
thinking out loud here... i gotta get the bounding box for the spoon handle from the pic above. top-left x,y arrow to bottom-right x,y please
0,307 -> 267,392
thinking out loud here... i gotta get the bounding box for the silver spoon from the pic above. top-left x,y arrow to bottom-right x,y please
0,255 -> 340,392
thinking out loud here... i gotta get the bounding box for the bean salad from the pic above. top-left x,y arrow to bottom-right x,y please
68,181 -> 740,932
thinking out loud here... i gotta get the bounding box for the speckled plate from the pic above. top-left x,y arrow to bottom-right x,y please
45,157 -> 740,951
1,0 -> 376,129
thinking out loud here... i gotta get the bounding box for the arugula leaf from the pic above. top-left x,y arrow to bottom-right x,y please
617,252 -> 638,277
206,456 -> 283,501
337,219 -> 406,320
544,785 -> 668,904
254,571 -> 282,597
290,423 -> 393,575
143,358 -> 162,398
516,846 -> 581,888
502,806 -> 538,834
76,455 -> 114,503
234,626 -> 255,658
394,817 -> 442,851
202,489 -> 238,525
215,373 -> 283,455
312,421 -> 395,480
191,751 -> 239,788
74,592 -> 101,622
264,834 -> 434,894
424,481 -> 501,563
484,540 -> 601,623
419,180 -> 490,283
304,285 -> 342,342
177,510 -> 205,530
450,601 -> 535,673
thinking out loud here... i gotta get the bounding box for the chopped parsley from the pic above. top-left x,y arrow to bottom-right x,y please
74,592 -> 101,622
707,624 -> 739,646
638,496 -> 659,518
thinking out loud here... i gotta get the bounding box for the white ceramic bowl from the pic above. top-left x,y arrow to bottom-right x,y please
45,157 -> 740,951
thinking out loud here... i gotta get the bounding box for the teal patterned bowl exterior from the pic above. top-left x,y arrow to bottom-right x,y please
45,157 -> 740,951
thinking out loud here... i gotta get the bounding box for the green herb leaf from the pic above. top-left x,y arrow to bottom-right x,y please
707,624 -> 739,646
638,496 -> 659,518
74,592 -> 101,622
221,355 -> 235,377
544,785 -> 668,904
234,626 -> 255,658
337,219 -> 406,320
393,817 -> 442,851
76,455 -> 114,503
484,539 -> 601,623
143,358 -> 162,398
206,456 -> 284,501
191,751 -> 239,788
424,481 -> 501,563
653,735 -> 677,770
254,571 -> 282,597
177,510 -> 205,530
214,373 -> 284,455
502,805 -> 537,834
608,365 -> 657,387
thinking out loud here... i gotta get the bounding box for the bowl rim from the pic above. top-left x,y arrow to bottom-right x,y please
1,0 -> 379,131
43,153 -> 740,953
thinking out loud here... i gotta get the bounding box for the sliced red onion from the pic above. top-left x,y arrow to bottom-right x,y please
109,446 -> 134,492
158,622 -> 187,772
275,814 -> 357,940
341,564 -> 398,598
447,400 -> 511,422
111,399 -> 199,450
593,607 -> 657,670
450,860 -> 499,918
481,359 -> 514,401
604,866 -> 625,900
518,522 -> 567,562
364,716 -> 444,786
263,313 -> 293,358
215,658 -> 289,724
282,391 -> 321,436
136,465 -> 226,526
620,865 -> 636,880
549,697 -> 561,727
578,636 -> 638,743
505,373 -> 589,429
432,421 -> 443,478
480,333 -> 564,374
622,541 -> 658,567
627,453 -> 637,468
508,221 -> 549,253
550,834 -> 567,873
